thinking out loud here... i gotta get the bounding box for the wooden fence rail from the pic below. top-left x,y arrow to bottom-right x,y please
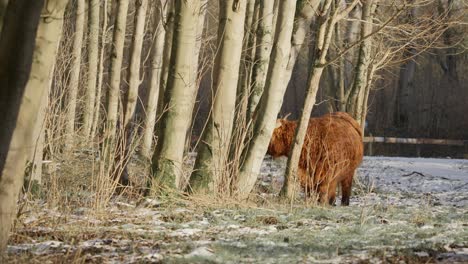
363,136 -> 466,146
363,136 -> 468,158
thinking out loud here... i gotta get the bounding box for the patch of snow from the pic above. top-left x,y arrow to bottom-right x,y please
168,228 -> 202,237
185,247 -> 214,258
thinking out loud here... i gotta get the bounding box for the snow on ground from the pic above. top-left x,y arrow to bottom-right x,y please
4,156 -> 468,263
356,157 -> 468,207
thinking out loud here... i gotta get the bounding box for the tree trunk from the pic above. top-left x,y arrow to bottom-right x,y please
123,0 -> 148,129
91,0 -> 110,139
189,0 -> 248,194
281,0 -> 358,199
281,0 -> 322,93
247,0 -> 275,119
82,0 -> 100,139
235,0 -> 298,199
346,0 -> 377,126
149,0 -> 203,194
105,0 -> 129,147
141,0 -> 169,159
64,0 -> 85,152
0,0 -> 67,252
151,0 -> 175,152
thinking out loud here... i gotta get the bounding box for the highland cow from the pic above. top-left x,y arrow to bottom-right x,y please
267,112 -> 363,206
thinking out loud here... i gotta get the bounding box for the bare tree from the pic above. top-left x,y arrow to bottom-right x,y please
64,0 -> 85,152
247,0 -> 275,119
0,0 -> 68,252
149,0 -> 204,194
141,0 -> 169,159
123,0 -> 148,129
104,0 -> 129,147
83,0 -> 100,138
91,0 -> 110,138
189,0 -> 248,194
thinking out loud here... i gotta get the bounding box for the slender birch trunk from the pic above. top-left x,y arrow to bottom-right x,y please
189,0 -> 248,194
281,0 -> 359,199
104,0 -> 129,153
91,0 -> 110,138
0,0 -> 67,252
235,0 -> 298,198
346,0 -> 377,125
123,0 -> 148,128
151,0 -> 175,147
141,0 -> 169,159
83,0 -> 100,138
237,0 -> 257,97
247,0 -> 275,118
114,0 -> 149,184
149,0 -> 203,193
64,0 -> 85,152
281,0 -> 322,93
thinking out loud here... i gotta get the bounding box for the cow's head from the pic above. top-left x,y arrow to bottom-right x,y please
267,119 -> 296,158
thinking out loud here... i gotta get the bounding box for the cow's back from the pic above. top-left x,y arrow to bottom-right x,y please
299,112 -> 363,188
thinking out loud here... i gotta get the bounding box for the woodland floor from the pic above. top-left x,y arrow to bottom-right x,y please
3,156 -> 468,263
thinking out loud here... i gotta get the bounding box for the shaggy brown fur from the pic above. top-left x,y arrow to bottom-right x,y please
267,112 -> 363,206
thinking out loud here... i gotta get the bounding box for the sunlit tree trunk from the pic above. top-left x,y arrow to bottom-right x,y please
247,0 -> 275,118
151,0 -> 175,151
149,0 -> 203,193
123,0 -> 148,129
189,0 -> 248,194
281,0 -> 322,94
235,0 -> 298,199
114,0 -> 149,184
236,0 -> 258,109
141,0 -> 169,159
0,0 -> 67,252
281,0 -> 358,199
346,0 -> 377,126
82,0 -> 100,138
105,0 -> 129,146
64,0 -> 85,152
91,0 -> 110,138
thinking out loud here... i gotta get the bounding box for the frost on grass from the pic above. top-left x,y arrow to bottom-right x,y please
5,156 -> 468,263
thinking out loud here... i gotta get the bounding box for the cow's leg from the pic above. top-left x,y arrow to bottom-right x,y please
327,179 -> 337,206
340,171 -> 354,206
317,182 -> 330,206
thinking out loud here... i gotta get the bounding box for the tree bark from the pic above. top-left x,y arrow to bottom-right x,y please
141,0 -> 169,159
235,0 -> 298,199
346,0 -> 377,126
189,0 -> 248,194
82,0 -> 100,138
0,0 -> 67,252
149,0 -> 203,193
91,0 -> 110,138
64,0 -> 85,152
247,0 -> 275,119
123,0 -> 148,129
105,0 -> 129,147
